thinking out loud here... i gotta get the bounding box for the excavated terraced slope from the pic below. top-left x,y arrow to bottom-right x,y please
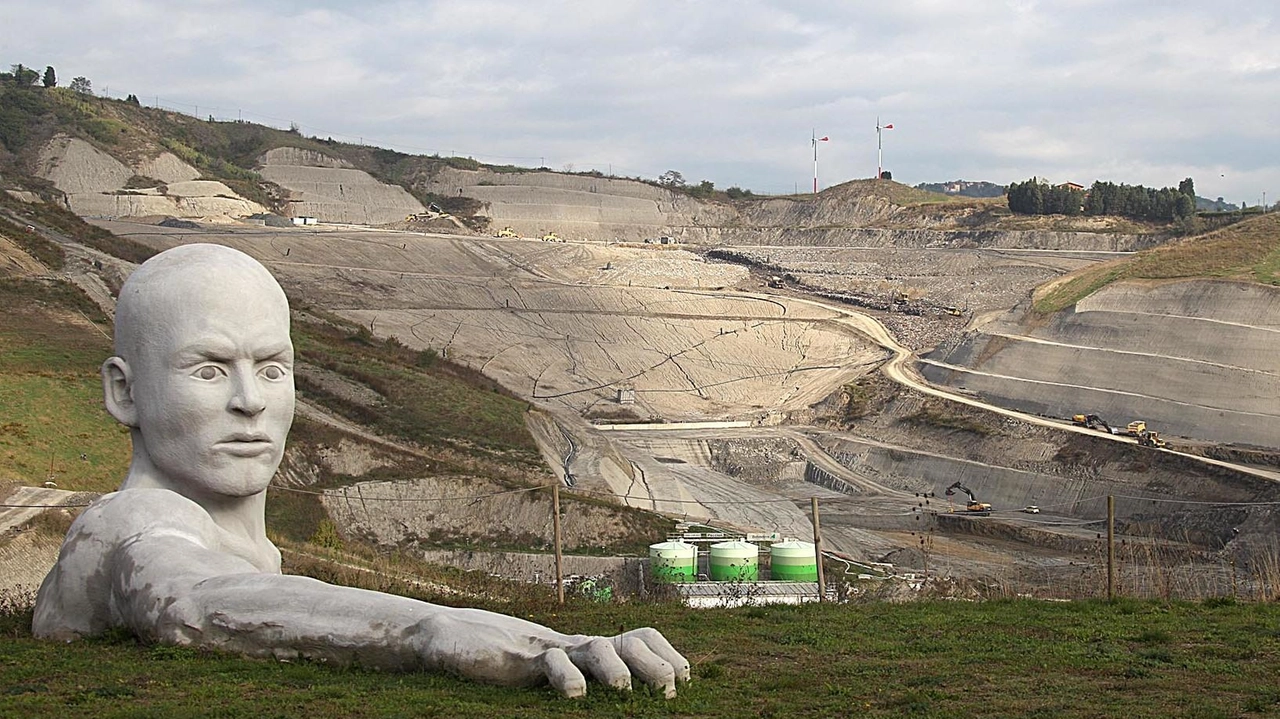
258,147 -> 424,224
923,235 -> 1280,450
36,136 -> 265,219
423,167 -> 1156,251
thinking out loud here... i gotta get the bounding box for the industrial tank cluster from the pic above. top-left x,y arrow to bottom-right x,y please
649,539 -> 818,583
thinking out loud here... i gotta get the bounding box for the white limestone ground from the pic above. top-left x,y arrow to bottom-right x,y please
35,136 -> 265,219
258,147 -> 424,225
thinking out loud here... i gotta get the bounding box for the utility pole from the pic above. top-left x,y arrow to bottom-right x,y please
811,497 -> 825,602
876,118 -> 894,180
811,130 -> 829,194
1107,495 -> 1115,600
553,483 -> 564,604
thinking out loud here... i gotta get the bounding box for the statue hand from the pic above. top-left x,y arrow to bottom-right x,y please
552,627 -> 691,698
412,612 -> 690,698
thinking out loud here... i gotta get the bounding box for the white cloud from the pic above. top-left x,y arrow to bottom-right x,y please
0,0 -> 1275,201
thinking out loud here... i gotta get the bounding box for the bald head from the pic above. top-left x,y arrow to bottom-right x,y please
105,243 -> 295,498
115,244 -> 290,363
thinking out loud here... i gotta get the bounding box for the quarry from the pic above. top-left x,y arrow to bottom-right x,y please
4,117 -> 1279,602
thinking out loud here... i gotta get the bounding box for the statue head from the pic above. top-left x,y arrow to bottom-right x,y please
103,243 -> 295,501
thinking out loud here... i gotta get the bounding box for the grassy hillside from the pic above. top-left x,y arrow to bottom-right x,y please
3,594 -> 1279,718
0,276 -> 129,493
1034,211 -> 1280,313
0,83 -> 508,221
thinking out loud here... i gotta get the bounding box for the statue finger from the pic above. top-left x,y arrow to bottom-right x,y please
540,646 -> 588,698
620,627 -> 690,683
567,637 -> 631,691
613,635 -> 677,699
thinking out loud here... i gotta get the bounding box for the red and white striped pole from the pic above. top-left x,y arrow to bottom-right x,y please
812,131 -> 829,194
876,118 -> 893,180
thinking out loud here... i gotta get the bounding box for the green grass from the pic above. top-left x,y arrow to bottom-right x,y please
2,597 -> 1278,718
0,215 -> 65,270
0,278 -> 130,491
292,320 -> 538,459
0,190 -> 156,265
1034,212 -> 1280,313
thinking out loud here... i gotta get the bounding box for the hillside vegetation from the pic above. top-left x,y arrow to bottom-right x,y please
1033,211 -> 1280,313
3,594 -> 1279,718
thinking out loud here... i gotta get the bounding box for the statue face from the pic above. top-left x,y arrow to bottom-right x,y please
127,277 -> 295,499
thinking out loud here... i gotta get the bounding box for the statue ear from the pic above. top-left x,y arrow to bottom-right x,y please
102,357 -> 138,427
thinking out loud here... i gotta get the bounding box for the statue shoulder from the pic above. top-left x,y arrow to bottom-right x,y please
73,488 -> 219,546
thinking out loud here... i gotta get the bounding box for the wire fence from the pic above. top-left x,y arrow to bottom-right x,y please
8,479 -> 1279,603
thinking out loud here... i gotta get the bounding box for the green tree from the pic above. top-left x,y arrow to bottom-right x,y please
1174,193 -> 1195,219
42,65 -> 56,88
10,64 -> 38,86
689,179 -> 715,198
69,76 -> 92,95
1178,177 -> 1195,200
657,170 -> 685,188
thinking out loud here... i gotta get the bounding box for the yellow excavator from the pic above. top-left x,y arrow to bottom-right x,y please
944,481 -> 992,515
1072,413 -> 1116,434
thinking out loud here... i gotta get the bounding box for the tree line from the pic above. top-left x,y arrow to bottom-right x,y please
3,63 -> 93,94
1008,177 -> 1197,221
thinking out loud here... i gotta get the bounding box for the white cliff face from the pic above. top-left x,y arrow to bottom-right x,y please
35,136 -> 265,219
257,147 -> 424,225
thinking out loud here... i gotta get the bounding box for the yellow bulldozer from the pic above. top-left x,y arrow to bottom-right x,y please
494,227 -> 519,238
1136,430 -> 1167,449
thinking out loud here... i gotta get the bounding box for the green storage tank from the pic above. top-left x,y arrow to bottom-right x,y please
649,541 -> 697,583
769,540 -> 818,581
709,540 -> 759,581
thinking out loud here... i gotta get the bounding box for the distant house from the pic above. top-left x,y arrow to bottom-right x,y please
291,216 -> 318,226
1058,182 -> 1085,192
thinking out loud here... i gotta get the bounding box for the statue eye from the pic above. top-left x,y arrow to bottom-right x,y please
260,365 -> 286,381
194,365 -> 223,381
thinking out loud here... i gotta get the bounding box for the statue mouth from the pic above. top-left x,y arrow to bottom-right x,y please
215,434 -> 274,456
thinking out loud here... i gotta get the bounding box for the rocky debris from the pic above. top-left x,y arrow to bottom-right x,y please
707,438 -> 803,485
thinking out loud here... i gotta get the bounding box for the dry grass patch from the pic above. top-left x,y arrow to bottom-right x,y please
1033,212 -> 1280,313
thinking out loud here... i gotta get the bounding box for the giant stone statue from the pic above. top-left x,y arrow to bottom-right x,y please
33,243 -> 689,698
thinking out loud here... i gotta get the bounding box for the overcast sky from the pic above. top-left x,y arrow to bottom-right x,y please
4,0 -> 1276,203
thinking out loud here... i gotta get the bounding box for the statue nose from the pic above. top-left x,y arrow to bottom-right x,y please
229,372 -> 267,415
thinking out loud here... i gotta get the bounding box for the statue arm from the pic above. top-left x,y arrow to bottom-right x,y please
112,529 -> 689,697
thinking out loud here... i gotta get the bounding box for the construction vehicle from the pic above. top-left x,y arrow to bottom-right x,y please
542,231 -> 563,242
1072,413 -> 1116,434
767,275 -> 784,288
494,226 -> 519,238
944,481 -> 992,514
1125,420 -> 1147,436
1136,430 -> 1167,449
